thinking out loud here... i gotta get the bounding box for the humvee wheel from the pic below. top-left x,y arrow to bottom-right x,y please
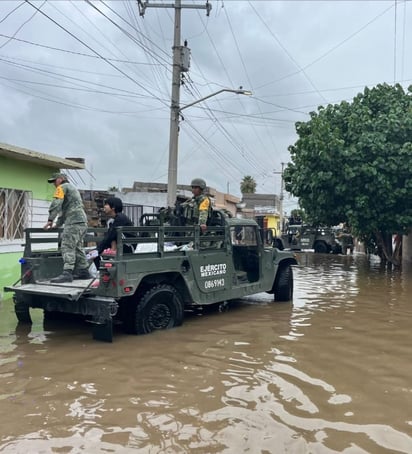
44,310 -> 64,321
14,296 -> 32,324
133,284 -> 184,334
314,241 -> 328,254
331,243 -> 342,254
274,265 -> 293,302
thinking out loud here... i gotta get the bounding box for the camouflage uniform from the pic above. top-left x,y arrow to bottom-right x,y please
339,232 -> 354,255
182,193 -> 212,226
48,182 -> 89,272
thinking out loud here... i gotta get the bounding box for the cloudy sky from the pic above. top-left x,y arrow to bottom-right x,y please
0,0 -> 410,212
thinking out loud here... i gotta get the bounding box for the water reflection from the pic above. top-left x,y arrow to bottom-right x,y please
0,253 -> 411,453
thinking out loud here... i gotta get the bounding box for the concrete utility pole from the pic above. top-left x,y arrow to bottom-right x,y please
138,0 -> 211,208
274,162 -> 285,231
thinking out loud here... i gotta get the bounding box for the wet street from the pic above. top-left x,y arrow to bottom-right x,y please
0,252 -> 411,453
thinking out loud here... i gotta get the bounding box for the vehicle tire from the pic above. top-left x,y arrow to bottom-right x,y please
331,243 -> 342,254
15,298 -> 32,323
314,241 -> 328,254
131,284 -> 184,335
44,310 -> 63,321
274,239 -> 284,250
274,265 -> 293,302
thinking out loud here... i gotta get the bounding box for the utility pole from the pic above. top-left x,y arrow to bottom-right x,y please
138,0 -> 212,208
280,162 -> 285,229
274,162 -> 285,231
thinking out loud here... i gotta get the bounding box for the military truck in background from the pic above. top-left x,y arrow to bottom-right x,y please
273,224 -> 342,254
4,209 -> 298,342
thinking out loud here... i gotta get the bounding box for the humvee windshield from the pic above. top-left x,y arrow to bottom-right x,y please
230,225 -> 258,246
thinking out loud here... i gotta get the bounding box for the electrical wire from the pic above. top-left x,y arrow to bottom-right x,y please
0,0 -> 46,50
0,56 -> 166,105
0,32 -> 162,66
0,2 -> 25,24
255,2 -> 395,90
24,0 -> 169,108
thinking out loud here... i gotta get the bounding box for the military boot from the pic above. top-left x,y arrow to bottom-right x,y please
51,270 -> 73,283
73,269 -> 91,280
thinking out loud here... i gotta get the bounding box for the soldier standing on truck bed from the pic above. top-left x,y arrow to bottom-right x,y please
43,172 -> 90,283
182,178 -> 212,233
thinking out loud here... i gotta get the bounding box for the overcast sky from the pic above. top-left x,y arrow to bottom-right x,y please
0,0 -> 410,212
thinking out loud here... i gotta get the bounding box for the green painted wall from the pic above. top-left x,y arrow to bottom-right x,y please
0,156 -> 56,200
0,252 -> 21,300
0,155 -> 62,298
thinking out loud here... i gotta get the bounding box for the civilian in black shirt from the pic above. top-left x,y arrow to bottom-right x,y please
94,197 -> 134,268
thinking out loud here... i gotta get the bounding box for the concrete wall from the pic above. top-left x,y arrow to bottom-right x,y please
0,155 -> 55,199
241,193 -> 281,213
0,157 -> 64,299
0,252 -> 21,300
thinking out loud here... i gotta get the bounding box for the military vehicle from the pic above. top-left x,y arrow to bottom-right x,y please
273,224 -> 342,254
4,210 -> 298,342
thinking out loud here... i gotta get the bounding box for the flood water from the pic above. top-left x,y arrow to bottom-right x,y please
0,252 -> 412,453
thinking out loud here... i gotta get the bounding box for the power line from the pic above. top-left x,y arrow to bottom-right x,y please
254,2 -> 395,90
0,56 -> 164,103
24,0 -> 169,108
0,0 -> 46,50
0,2 -> 25,24
248,1 -> 328,105
0,32 -> 162,66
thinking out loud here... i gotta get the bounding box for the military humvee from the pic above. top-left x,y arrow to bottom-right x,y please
4,210 -> 298,342
273,225 -> 342,254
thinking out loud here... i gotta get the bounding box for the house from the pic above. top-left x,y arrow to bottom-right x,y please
0,142 -> 85,300
123,181 -> 241,217
81,181 -> 241,232
239,193 -> 282,234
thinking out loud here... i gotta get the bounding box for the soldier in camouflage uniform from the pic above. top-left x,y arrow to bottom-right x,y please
182,178 -> 212,233
43,172 -> 90,283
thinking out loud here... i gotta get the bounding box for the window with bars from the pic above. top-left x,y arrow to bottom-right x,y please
0,188 -> 32,241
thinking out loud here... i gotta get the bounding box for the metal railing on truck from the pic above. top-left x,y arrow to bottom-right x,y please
20,224 -> 227,259
109,224 -> 227,258
21,227 -> 108,256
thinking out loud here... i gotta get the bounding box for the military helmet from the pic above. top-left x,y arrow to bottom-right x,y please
190,178 -> 206,190
47,172 -> 68,183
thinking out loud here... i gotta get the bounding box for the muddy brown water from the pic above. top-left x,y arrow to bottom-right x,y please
0,252 -> 411,453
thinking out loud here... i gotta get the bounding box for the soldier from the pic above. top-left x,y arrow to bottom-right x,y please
182,178 -> 212,233
43,172 -> 90,283
338,226 -> 354,255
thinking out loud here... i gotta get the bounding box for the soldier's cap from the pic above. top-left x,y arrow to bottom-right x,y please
47,172 -> 67,183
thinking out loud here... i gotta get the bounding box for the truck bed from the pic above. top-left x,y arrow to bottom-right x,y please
5,278 -> 96,301
5,278 -> 117,343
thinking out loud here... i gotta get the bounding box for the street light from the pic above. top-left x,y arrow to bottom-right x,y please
179,88 -> 252,112
167,88 -> 252,207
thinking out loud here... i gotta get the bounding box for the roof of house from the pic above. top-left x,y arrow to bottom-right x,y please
0,142 -> 85,169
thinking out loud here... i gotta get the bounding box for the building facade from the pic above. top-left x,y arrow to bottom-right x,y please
0,143 -> 85,299
238,193 -> 282,234
123,181 -> 241,217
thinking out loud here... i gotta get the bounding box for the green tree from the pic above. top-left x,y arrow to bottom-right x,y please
284,83 -> 412,265
240,175 -> 257,194
108,186 -> 119,192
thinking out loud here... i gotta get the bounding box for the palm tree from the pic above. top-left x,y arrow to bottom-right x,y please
240,176 -> 256,194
